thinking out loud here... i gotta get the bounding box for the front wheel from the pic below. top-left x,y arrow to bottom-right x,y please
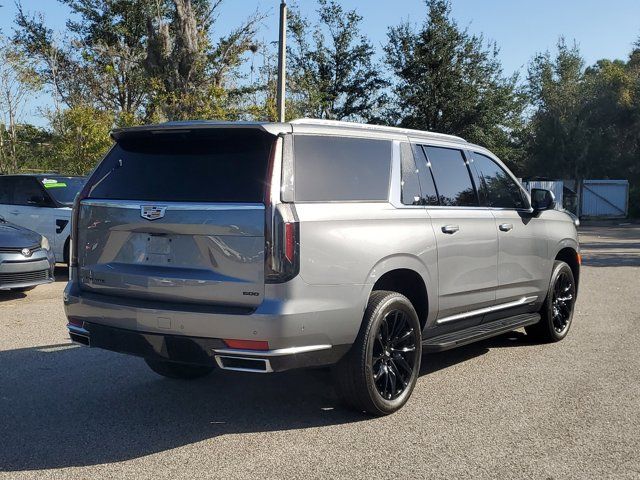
144,358 -> 215,380
334,290 -> 422,416
526,260 -> 576,342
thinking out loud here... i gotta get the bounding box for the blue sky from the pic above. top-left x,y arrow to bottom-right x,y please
1,0 -> 639,125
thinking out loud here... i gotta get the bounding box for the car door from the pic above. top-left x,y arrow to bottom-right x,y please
467,151 -> 551,310
415,145 -> 498,326
6,177 -> 58,250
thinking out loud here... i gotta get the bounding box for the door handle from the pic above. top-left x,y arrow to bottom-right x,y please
441,225 -> 459,234
499,223 -> 513,232
9,210 -> 19,215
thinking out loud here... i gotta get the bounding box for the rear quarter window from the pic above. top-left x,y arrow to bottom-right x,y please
293,135 -> 392,202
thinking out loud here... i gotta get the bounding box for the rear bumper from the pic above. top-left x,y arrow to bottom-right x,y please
68,321 -> 348,372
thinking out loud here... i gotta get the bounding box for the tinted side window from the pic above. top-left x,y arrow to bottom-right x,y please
470,152 -> 525,209
294,135 -> 391,202
411,145 -> 439,205
0,178 -> 12,204
424,146 -> 477,207
12,178 -> 51,207
400,143 -> 421,205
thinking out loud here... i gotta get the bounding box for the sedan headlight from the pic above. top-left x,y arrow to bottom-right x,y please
40,236 -> 51,251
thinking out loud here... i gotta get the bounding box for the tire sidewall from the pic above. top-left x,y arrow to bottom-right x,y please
363,294 -> 422,414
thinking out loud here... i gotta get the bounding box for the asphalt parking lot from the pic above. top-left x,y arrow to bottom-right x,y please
1,224 -> 639,479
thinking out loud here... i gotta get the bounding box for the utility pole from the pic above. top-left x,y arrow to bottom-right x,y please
276,0 -> 287,122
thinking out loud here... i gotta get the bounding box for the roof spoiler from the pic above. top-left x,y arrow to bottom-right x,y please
110,121 -> 291,141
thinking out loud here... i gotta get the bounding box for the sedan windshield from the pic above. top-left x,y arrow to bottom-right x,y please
39,177 -> 85,206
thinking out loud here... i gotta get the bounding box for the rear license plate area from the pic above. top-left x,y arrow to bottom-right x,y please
144,235 -> 173,264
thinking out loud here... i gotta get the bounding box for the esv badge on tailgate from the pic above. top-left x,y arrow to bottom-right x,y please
140,205 -> 167,221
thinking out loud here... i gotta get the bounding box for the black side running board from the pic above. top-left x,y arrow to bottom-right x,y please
422,313 -> 541,352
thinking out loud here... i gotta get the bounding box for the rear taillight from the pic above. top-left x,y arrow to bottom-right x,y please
265,203 -> 299,283
284,222 -> 295,262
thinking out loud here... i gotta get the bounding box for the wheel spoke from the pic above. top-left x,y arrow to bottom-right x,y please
393,355 -> 413,379
391,328 -> 413,347
391,345 -> 416,353
387,363 -> 398,397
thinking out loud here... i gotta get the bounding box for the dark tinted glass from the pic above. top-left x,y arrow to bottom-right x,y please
0,178 -> 11,204
87,130 -> 274,202
400,143 -> 421,205
294,135 -> 391,201
470,152 -> 525,209
411,145 -> 439,205
13,178 -> 52,207
424,146 -> 477,207
39,177 -> 85,205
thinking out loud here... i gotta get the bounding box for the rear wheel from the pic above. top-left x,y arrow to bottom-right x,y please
144,358 -> 214,380
526,260 -> 576,342
334,290 -> 422,416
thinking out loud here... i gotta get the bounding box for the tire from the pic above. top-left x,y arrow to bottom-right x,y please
334,290 -> 422,416
526,260 -> 576,342
11,286 -> 36,293
144,358 -> 214,380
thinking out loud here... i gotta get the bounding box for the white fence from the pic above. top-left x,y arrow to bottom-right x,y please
581,180 -> 629,218
522,179 -> 629,218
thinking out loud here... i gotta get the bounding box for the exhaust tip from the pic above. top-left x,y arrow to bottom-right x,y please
69,332 -> 90,346
215,355 -> 272,373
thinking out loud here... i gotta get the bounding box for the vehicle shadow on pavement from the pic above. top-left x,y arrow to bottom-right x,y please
0,330 -> 533,472
54,265 -> 69,282
0,344 -> 365,472
0,291 -> 27,302
421,331 -> 528,375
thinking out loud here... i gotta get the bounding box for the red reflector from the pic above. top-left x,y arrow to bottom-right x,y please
68,318 -> 84,327
284,222 -> 295,262
223,339 -> 270,351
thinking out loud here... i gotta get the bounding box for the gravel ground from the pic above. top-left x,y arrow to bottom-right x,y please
1,225 -> 639,479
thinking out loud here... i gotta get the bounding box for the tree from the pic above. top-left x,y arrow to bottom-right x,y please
13,0 -> 266,123
50,104 -> 113,175
0,36 -> 40,173
144,0 -> 265,120
524,39 -> 589,180
385,0 -> 525,169
524,38 -> 640,216
286,0 -> 387,122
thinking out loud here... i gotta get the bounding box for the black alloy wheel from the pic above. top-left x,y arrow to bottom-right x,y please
334,290 -> 422,416
372,309 -> 418,400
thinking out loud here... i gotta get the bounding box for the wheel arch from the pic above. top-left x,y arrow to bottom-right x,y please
366,255 -> 435,330
553,243 -> 580,294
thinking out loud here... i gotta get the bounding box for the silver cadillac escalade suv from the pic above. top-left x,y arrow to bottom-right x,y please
64,119 -> 580,415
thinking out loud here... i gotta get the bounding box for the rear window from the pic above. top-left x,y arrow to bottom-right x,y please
293,135 -> 392,202
87,129 -> 274,203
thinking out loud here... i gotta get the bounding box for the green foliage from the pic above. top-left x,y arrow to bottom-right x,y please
384,0 -> 526,170
524,38 -> 640,215
287,0 -> 387,122
49,105 -> 113,175
2,0 -> 640,218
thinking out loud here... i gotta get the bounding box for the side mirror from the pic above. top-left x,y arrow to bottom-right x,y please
531,188 -> 555,212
